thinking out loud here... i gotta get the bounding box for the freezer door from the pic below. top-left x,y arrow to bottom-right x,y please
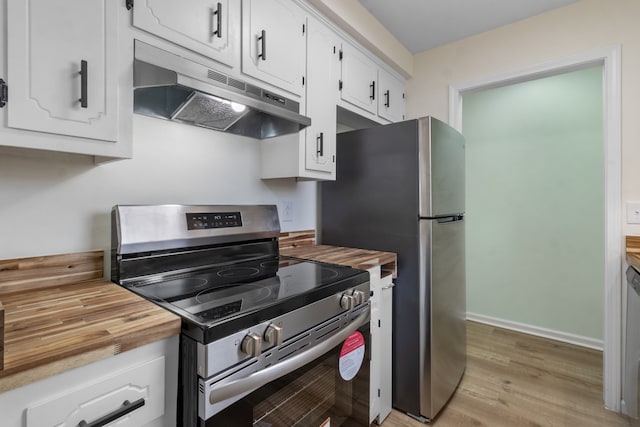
419,117 -> 465,218
420,216 -> 466,419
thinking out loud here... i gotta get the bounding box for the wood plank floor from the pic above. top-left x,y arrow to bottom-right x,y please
381,321 -> 632,427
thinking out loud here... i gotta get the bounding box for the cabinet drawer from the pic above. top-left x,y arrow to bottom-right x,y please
26,356 -> 165,427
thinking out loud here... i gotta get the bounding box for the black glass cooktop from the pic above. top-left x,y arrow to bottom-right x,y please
127,256 -> 368,343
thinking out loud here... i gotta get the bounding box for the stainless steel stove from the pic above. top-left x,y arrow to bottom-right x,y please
111,205 -> 371,427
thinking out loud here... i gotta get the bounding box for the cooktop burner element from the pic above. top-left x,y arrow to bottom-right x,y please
216,266 -> 261,278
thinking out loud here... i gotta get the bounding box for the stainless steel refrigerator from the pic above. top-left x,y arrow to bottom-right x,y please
320,116 -> 466,421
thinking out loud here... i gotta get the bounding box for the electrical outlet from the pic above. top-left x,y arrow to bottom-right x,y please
627,202 -> 640,224
281,201 -> 293,222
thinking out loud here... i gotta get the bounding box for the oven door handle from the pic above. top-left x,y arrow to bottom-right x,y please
209,307 -> 370,404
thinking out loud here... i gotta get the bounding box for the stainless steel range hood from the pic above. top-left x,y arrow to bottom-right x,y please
133,40 -> 311,139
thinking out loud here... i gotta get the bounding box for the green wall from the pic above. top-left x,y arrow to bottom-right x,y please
462,66 -> 604,340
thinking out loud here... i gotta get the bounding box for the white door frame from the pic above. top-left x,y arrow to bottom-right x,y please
448,45 -> 622,411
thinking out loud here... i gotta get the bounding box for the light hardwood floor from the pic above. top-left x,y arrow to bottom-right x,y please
381,321 -> 632,427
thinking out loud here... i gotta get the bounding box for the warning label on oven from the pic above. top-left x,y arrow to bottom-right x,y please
339,331 -> 365,381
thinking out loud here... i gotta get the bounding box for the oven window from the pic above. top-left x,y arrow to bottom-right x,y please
207,323 -> 370,427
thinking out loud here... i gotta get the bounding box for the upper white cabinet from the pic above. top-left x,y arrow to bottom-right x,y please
378,67 -> 405,123
339,43 -> 378,116
338,41 -> 405,124
0,0 -> 132,161
242,0 -> 306,96
7,0 -> 118,142
303,16 -> 339,178
260,15 -> 339,180
131,0 -> 240,68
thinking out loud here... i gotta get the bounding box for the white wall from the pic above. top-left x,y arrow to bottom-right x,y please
0,115 -> 316,260
406,0 -> 640,235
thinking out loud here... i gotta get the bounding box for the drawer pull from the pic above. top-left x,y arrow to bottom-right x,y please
381,283 -> 395,290
77,398 -> 145,427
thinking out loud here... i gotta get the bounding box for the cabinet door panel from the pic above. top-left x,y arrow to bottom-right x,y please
7,0 -> 118,141
132,0 -> 238,67
305,19 -> 337,175
26,356 -> 165,427
340,43 -> 377,115
378,68 -> 405,122
242,0 -> 305,95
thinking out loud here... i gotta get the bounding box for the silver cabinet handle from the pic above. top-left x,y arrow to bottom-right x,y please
381,283 -> 395,290
209,307 -> 369,404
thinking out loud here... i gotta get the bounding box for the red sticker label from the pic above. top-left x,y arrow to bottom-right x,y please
339,331 -> 365,381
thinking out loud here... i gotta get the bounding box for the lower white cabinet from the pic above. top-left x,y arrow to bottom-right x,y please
378,275 -> 394,422
0,335 -> 179,427
369,267 -> 393,425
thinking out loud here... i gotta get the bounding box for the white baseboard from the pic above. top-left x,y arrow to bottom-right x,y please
466,312 -> 603,351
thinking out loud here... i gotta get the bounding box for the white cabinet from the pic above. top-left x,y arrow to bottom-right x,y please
368,268 -> 394,425
0,336 -> 179,427
131,0 -> 240,68
338,41 -> 405,125
378,67 -> 405,123
339,43 -> 378,116
0,0 -> 132,161
378,275 -> 394,423
260,16 -> 339,180
242,0 -> 306,96
303,17 -> 339,177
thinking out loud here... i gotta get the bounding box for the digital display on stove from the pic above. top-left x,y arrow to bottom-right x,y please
186,212 -> 242,230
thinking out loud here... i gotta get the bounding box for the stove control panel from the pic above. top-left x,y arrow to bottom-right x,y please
186,212 -> 242,230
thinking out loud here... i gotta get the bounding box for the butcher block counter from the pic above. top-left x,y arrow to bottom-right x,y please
628,236 -> 640,272
0,251 -> 181,393
279,230 -> 397,278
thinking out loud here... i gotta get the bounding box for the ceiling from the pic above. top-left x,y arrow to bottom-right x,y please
358,0 -> 581,54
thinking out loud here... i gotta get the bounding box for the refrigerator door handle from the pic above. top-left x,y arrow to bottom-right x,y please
420,214 -> 464,223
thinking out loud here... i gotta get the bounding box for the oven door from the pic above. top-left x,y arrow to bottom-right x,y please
204,313 -> 370,427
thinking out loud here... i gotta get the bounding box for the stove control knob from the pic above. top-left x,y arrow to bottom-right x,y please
340,294 -> 355,310
240,332 -> 262,357
352,290 -> 366,305
264,324 -> 284,346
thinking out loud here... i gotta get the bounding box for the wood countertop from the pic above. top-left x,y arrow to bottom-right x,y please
279,231 -> 397,278
0,251 -> 181,393
628,236 -> 640,272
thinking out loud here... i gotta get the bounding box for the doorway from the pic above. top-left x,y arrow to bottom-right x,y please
462,65 -> 604,345
449,46 -> 622,410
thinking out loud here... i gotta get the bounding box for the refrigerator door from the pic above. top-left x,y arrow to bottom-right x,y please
419,117 -> 465,218
420,215 -> 466,419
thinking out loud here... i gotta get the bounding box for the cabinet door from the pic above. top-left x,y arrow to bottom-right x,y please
340,43 -> 377,115
132,0 -> 239,68
7,0 -> 118,142
304,18 -> 338,176
242,0 -> 306,96
378,68 -> 405,122
26,357 -> 166,427
379,279 -> 394,423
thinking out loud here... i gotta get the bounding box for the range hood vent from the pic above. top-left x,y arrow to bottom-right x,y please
133,40 -> 311,139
